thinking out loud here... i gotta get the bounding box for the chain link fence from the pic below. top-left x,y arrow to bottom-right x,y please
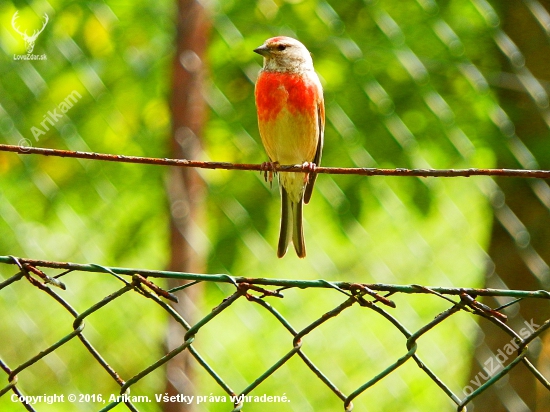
1,0 -> 550,410
1,255 -> 549,412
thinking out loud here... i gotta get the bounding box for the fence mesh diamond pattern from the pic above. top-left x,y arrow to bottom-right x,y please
1,255 -> 549,412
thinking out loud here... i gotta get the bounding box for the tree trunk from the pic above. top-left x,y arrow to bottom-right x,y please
469,2 -> 550,410
164,1 -> 209,411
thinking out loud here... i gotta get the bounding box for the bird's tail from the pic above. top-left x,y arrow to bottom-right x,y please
278,186 -> 305,258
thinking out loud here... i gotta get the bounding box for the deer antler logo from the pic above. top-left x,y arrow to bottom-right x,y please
11,11 -> 49,54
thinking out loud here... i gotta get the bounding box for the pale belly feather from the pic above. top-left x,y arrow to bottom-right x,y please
259,108 -> 317,164
259,108 -> 318,203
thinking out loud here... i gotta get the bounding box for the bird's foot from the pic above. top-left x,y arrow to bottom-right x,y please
302,162 -> 317,183
260,161 -> 278,188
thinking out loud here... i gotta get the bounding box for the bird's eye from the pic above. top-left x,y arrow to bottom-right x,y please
277,44 -> 287,51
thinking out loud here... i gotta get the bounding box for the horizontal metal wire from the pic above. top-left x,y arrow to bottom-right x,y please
1,255 -> 549,412
1,255 -> 549,299
2,144 -> 550,179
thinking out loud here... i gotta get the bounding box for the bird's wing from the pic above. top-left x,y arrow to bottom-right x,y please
304,98 -> 324,204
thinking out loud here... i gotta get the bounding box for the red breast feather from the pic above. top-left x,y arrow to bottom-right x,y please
255,71 -> 320,176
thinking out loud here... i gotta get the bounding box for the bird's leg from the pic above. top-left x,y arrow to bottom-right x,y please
302,161 -> 317,184
260,161 -> 278,188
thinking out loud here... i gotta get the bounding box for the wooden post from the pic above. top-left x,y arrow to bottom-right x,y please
164,1 -> 209,411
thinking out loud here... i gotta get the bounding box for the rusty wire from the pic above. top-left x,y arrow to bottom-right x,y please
2,143 -> 550,179
1,255 -> 549,412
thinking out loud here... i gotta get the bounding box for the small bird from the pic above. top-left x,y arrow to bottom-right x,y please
254,36 -> 325,258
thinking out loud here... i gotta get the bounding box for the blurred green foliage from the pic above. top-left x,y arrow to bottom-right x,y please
201,0 -> 501,411
1,1 -> 174,411
0,0 -> 518,411
204,0 -> 497,278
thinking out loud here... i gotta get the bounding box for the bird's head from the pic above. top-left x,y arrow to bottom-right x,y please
254,36 -> 314,73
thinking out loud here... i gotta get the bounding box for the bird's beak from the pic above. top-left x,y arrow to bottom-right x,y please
253,44 -> 270,56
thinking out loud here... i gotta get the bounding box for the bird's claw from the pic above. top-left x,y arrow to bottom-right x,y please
302,162 -> 317,183
260,161 -> 278,188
